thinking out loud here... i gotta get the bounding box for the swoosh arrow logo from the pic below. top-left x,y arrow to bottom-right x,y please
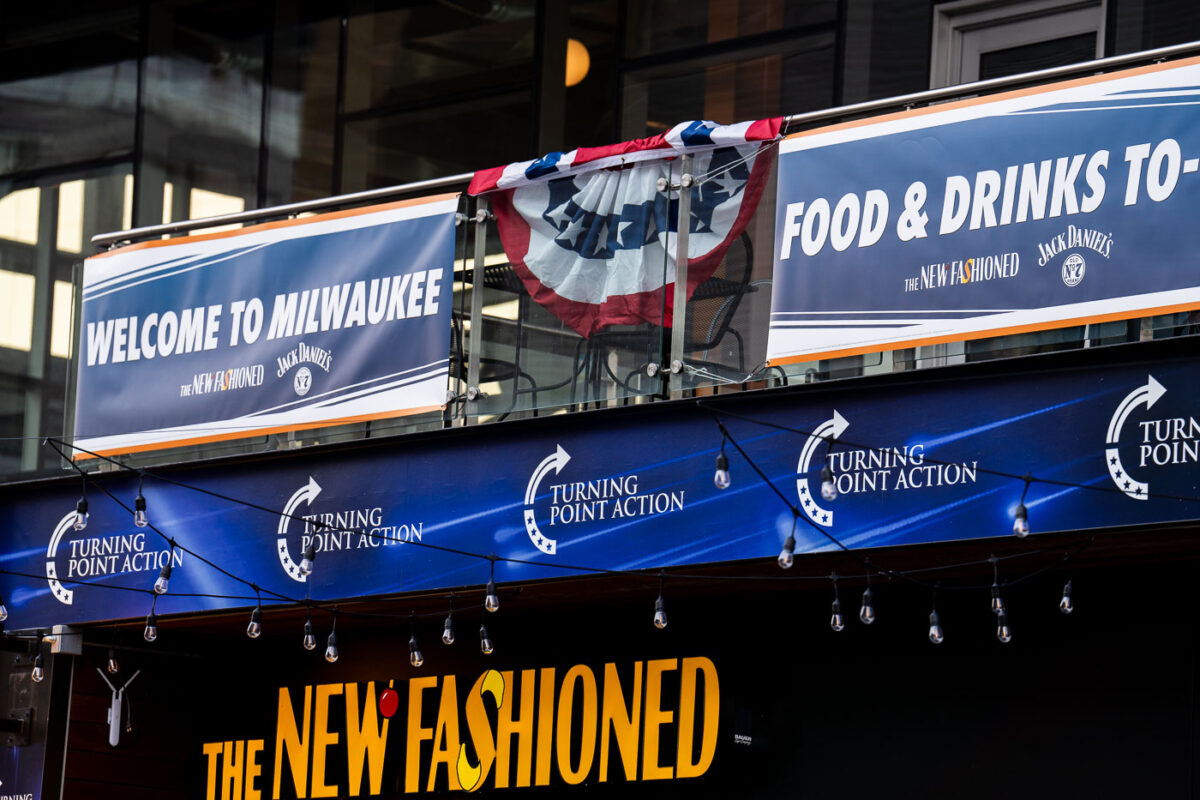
278,476 -> 322,581
796,411 -> 848,528
524,445 -> 570,555
1106,375 -> 1165,500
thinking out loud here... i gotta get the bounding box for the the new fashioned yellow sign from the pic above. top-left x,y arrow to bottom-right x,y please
201,656 -> 719,799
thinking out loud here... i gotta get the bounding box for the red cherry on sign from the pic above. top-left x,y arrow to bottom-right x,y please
379,687 -> 400,718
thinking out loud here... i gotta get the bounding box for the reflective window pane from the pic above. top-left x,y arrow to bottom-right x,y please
341,92 -> 533,191
0,13 -> 137,177
624,0 -> 833,58
622,33 -> 835,138
140,1 -> 267,226
266,10 -> 340,204
343,0 -> 536,112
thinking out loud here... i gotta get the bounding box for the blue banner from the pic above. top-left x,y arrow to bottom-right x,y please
6,346 -> 1200,630
767,57 -> 1200,365
73,195 -> 460,457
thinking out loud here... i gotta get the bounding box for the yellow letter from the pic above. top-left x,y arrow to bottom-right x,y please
495,670 -> 536,788
676,657 -> 719,778
555,664 -> 598,785
534,668 -> 555,786
406,676 -> 438,794
203,741 -> 223,800
311,683 -> 343,798
428,675 -> 462,792
346,682 -> 390,796
599,661 -> 642,782
457,669 -> 502,791
245,740 -> 264,800
222,741 -> 244,800
273,687 -> 312,799
642,659 -> 677,780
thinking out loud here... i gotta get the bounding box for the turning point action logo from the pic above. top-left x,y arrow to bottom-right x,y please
523,444 -> 686,556
45,514 -> 179,606
276,476 -> 425,582
1105,374 -> 1198,500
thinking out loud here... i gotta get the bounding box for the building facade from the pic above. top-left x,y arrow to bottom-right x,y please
1,2 -> 1199,798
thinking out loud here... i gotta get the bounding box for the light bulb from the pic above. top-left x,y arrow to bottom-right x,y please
303,619 -> 316,650
107,649 -> 119,674
990,584 -> 1004,615
325,631 -> 339,662
153,561 -> 172,595
653,595 -> 668,629
714,451 -> 731,490
859,588 -> 875,625
485,580 -> 500,613
247,606 -> 262,639
73,498 -> 88,531
997,611 -> 1012,643
777,535 -> 795,570
830,598 -> 845,632
134,493 -> 148,528
928,610 -> 944,644
1013,502 -> 1029,537
31,653 -> 44,684
409,634 -> 424,667
299,544 -> 316,577
1059,580 -> 1073,615
442,614 -> 455,645
144,612 -> 158,642
480,624 -> 494,655
0,596 -> 8,623
820,465 -> 837,501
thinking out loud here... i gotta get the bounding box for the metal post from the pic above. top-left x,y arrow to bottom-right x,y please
669,155 -> 694,398
465,199 -> 490,422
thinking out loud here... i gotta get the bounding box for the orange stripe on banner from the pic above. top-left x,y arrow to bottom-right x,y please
785,54 -> 1200,141
86,193 -> 461,260
71,405 -> 444,460
765,301 -> 1200,367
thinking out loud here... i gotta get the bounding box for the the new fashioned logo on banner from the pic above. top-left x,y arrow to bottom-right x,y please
73,195 -> 460,457
767,56 -> 1200,365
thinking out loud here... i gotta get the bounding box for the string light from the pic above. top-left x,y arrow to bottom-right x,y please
929,588 -> 944,644
996,610 -> 1012,643
442,597 -> 455,645
303,617 -> 316,651
409,613 -> 424,667
144,598 -> 158,642
133,475 -> 149,528
246,593 -> 263,639
989,557 -> 1004,615
820,464 -> 837,501
820,434 -> 839,501
1013,475 -> 1031,537
859,567 -> 875,625
73,479 -> 88,531
31,652 -> 44,684
714,437 -> 731,490
653,573 -> 668,629
778,514 -> 797,569
325,610 -> 339,663
107,649 -> 119,674
153,546 -> 173,595
1059,579 -> 1074,614
299,543 -> 316,577
830,573 -> 845,632
485,557 -> 500,613
479,623 -> 494,655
